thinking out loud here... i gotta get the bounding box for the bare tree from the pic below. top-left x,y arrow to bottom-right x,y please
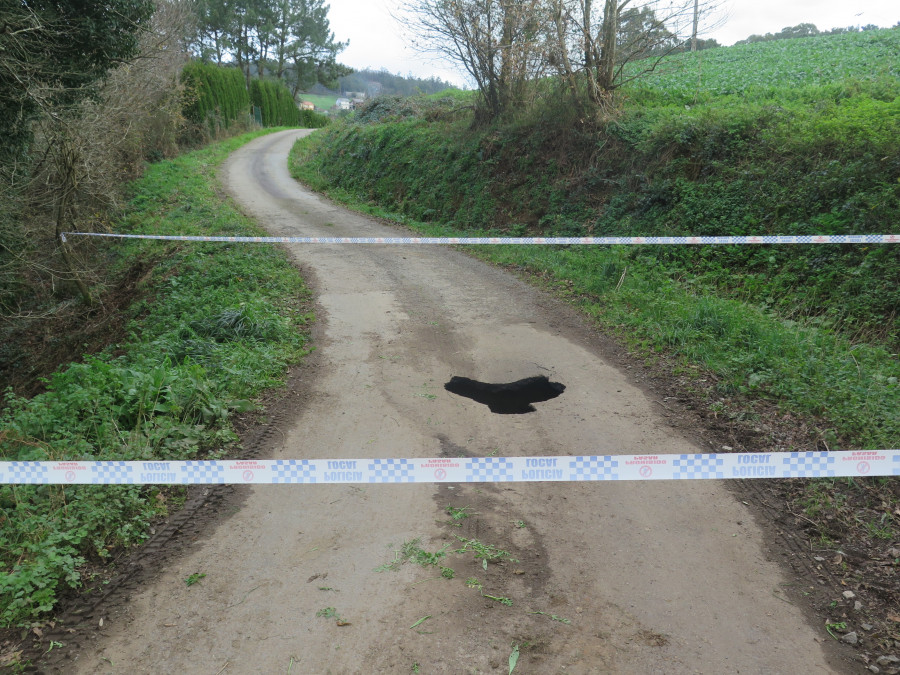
397,0 -> 549,120
546,0 -> 719,107
3,0 -> 194,311
400,0 -> 719,118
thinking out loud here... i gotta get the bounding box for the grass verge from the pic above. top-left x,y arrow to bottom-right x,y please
0,129 -> 313,627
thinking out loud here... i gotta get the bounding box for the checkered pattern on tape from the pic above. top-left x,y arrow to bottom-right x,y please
465,458 -> 514,482
367,459 -> 415,483
782,452 -> 836,477
180,461 -> 225,483
64,232 -> 898,245
894,454 -> 900,475
567,456 -> 619,481
271,460 -> 316,484
673,454 -> 725,479
6,462 -> 49,483
91,462 -> 133,484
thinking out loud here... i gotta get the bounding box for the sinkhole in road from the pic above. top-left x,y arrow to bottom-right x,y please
444,375 -> 565,414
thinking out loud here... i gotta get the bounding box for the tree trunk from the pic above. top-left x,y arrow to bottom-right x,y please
240,24 -> 252,89
583,0 -> 593,71
499,1 -> 513,111
552,1 -> 580,102
54,146 -> 94,307
596,0 -> 618,93
485,3 -> 501,117
691,0 -> 699,51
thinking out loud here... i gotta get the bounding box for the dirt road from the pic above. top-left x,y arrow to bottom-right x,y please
68,130 -> 846,674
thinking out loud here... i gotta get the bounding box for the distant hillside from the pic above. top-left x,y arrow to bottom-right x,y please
338,68 -> 457,98
735,21 -> 893,46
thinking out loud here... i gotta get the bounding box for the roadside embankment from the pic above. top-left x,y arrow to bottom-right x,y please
0,130 -> 313,629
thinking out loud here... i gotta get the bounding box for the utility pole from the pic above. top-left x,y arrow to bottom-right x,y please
691,0 -> 699,51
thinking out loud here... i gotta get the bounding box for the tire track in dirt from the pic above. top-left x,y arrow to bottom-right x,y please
28,367 -> 312,672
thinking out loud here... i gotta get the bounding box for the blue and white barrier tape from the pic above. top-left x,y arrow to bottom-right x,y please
1,451 -> 897,484
60,233 -> 900,246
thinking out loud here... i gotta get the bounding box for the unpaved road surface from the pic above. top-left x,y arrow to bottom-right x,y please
67,130 -> 847,674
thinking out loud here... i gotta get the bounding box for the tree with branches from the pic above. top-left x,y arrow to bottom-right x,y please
191,0 -> 348,94
397,0 -> 548,120
1,0 -> 194,311
400,0 -> 719,118
1,0 -> 157,308
0,0 -> 155,164
546,0 -> 719,107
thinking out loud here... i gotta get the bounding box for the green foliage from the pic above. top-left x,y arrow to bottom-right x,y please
247,78 -> 327,128
291,36 -> 900,344
0,130 -> 312,626
299,108 -> 329,128
182,62 -> 251,130
0,0 -> 155,163
455,537 -> 517,566
184,572 -> 206,586
338,68 -> 457,97
374,538 -> 449,572
445,504 -> 471,522
509,643 -> 520,673
193,0 -> 348,94
289,30 -> 900,453
626,28 -> 900,99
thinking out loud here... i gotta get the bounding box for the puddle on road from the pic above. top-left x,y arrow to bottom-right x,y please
444,375 -> 565,414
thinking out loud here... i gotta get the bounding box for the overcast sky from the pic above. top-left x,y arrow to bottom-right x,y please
326,0 -> 899,86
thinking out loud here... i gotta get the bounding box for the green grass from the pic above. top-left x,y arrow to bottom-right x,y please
300,93 -> 339,110
184,572 -> 206,586
629,29 -> 900,100
455,537 -> 518,568
446,504 -> 471,525
374,538 -> 450,572
0,129 -> 313,627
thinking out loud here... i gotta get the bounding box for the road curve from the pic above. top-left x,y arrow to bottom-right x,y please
71,130 -> 845,674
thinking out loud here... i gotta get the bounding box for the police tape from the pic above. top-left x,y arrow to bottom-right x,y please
60,232 -> 900,246
1,450 -> 897,485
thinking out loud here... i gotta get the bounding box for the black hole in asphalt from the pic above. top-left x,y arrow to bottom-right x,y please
444,375 -> 565,414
